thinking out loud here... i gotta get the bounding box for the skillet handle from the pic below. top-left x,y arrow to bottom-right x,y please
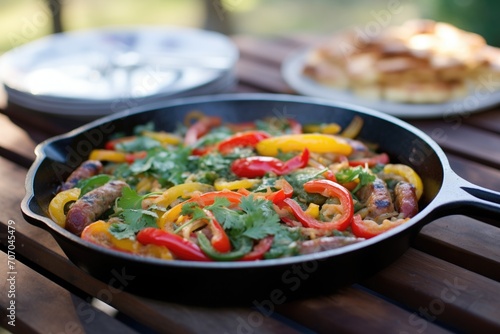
426,171 -> 500,228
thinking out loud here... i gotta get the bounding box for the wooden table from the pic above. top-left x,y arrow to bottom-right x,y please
1,35 -> 499,334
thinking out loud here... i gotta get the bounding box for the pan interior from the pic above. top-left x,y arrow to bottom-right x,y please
29,96 -> 445,248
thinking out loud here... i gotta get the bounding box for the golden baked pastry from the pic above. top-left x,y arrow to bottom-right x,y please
302,19 -> 499,104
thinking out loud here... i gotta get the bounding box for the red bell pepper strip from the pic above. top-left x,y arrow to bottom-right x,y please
265,178 -> 294,205
189,190 -> 243,207
282,179 -> 353,231
137,227 -> 211,261
159,190 -> 244,229
351,214 -> 408,239
239,236 -> 274,261
231,149 -> 309,178
184,116 -> 222,146
104,136 -> 136,150
217,131 -> 271,154
203,209 -> 231,253
287,119 -> 302,134
348,153 -> 389,167
125,151 -> 147,163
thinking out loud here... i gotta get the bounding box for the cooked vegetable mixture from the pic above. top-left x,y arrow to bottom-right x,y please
49,113 -> 423,261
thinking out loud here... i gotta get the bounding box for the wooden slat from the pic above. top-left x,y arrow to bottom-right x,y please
0,113 -> 37,161
275,285 -> 451,334
362,249 -> 500,333
235,58 -> 293,93
448,153 -> 500,192
465,108 -> 500,134
0,252 -> 138,334
414,215 -> 500,281
410,120 -> 500,169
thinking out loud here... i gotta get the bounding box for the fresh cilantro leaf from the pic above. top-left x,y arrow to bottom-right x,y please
354,170 -> 376,193
76,174 -> 112,196
125,146 -> 191,186
192,128 -> 231,148
206,197 -> 242,230
335,166 -> 375,193
285,168 -> 327,205
109,222 -> 133,239
180,202 -> 209,221
116,137 -> 160,152
239,196 -> 282,240
133,122 -> 155,135
117,187 -> 145,210
109,209 -> 158,239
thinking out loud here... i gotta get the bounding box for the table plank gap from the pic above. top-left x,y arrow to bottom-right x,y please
413,215 -> 500,281
410,120 -> 500,170
362,248 -> 500,333
275,285 -> 452,334
0,251 -> 140,334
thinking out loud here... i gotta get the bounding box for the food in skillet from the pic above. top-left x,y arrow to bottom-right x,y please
48,113 -> 423,261
302,19 -> 500,104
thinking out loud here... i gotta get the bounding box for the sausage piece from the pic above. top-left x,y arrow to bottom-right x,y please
66,180 -> 127,236
298,236 -> 365,255
59,160 -> 103,192
356,177 -> 395,219
394,181 -> 419,218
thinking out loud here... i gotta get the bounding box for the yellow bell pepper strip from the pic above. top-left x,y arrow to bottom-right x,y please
137,227 -> 211,261
351,214 -> 409,239
383,164 -> 423,200
157,190 -> 243,230
231,149 -> 310,178
184,116 -> 222,146
256,134 -> 353,156
304,203 -> 320,219
153,182 -> 215,208
340,115 -> 364,139
348,153 -> 389,167
282,179 -> 354,231
142,130 -> 181,146
89,149 -> 147,163
303,123 -> 341,134
81,221 -> 173,259
214,178 -> 261,191
48,188 -> 81,227
89,149 -> 127,163
217,131 -> 271,154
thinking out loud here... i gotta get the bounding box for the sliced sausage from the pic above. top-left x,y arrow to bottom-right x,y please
298,236 -> 365,255
66,180 -> 127,236
356,177 -> 395,219
59,160 -> 103,192
394,181 -> 419,218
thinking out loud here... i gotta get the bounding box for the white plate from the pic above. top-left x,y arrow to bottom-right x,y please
0,25 -> 238,119
282,48 -> 500,119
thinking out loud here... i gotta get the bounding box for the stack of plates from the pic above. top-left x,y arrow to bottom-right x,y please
0,26 -> 239,120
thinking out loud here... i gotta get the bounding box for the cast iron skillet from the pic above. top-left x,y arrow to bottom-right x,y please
21,93 -> 500,305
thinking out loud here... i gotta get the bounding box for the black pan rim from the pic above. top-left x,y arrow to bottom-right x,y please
21,92 -> 452,270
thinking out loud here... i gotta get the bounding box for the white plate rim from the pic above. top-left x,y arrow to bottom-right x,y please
281,47 -> 500,119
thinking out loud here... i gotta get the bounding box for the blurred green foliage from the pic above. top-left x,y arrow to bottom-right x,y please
0,0 -> 496,52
